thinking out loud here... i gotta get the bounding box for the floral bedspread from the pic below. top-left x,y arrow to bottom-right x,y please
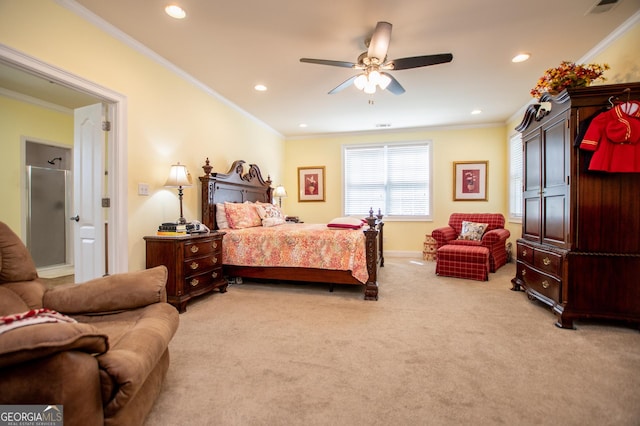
222,223 -> 369,283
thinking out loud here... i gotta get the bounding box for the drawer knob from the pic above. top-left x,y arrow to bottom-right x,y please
522,249 -> 528,257
543,257 -> 551,266
190,261 -> 199,270
211,271 -> 218,279
542,280 -> 549,289
521,269 -> 527,276
212,242 -> 218,249
190,278 -> 199,287
190,245 -> 199,254
212,256 -> 218,264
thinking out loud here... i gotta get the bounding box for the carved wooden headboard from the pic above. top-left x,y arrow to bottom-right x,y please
199,158 -> 273,230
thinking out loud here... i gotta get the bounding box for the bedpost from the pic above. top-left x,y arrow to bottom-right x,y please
200,158 -> 215,229
363,208 -> 382,301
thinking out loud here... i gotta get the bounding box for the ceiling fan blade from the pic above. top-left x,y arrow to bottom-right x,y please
367,21 -> 392,62
388,53 -> 453,70
384,73 -> 405,95
300,58 -> 357,68
328,75 -> 359,94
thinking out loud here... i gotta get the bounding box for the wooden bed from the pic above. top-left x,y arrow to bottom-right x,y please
199,158 -> 384,300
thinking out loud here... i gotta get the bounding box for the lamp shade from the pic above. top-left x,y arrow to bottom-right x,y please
164,163 -> 192,187
273,185 -> 287,198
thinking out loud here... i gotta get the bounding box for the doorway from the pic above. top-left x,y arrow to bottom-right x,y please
0,44 -> 129,278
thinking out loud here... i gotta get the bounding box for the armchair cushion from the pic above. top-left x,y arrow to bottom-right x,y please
43,266 -> 168,315
0,320 -> 108,368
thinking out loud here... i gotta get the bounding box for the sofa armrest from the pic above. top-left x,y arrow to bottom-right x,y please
431,226 -> 457,247
0,321 -> 108,368
43,266 -> 168,315
481,228 -> 510,245
0,351 -> 104,426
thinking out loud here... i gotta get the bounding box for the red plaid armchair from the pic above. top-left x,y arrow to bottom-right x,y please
432,213 -> 510,272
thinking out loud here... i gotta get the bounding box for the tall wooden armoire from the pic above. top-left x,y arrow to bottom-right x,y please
511,82 -> 640,329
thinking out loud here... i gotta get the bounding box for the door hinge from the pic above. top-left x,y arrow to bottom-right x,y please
102,198 -> 111,208
102,121 -> 111,131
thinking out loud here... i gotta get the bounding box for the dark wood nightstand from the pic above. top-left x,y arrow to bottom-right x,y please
144,232 -> 226,313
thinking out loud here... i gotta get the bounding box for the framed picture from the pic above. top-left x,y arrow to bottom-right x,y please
453,161 -> 488,201
298,166 -> 325,202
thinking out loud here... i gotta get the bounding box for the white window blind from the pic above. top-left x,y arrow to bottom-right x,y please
509,133 -> 523,221
343,142 -> 431,219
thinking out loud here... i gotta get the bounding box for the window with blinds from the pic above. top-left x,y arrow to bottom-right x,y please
509,133 -> 523,222
343,142 -> 432,219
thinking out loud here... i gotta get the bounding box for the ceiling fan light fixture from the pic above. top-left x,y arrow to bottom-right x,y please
378,73 -> 392,90
368,70 -> 381,85
364,82 -> 377,94
354,74 -> 368,90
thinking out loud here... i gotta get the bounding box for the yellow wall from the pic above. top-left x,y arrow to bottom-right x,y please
591,18 -> 640,85
283,125 -> 510,253
1,1 -> 638,266
0,96 -> 73,232
0,0 -> 285,270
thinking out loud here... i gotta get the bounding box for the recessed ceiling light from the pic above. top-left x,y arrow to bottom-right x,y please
471,109 -> 482,115
512,53 -> 531,63
165,5 -> 186,19
254,84 -> 267,92
299,123 -> 308,128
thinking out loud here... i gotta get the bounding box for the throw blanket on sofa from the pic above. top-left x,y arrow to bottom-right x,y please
0,308 -> 76,334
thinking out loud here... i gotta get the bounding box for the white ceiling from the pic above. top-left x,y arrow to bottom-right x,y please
4,0 -> 640,138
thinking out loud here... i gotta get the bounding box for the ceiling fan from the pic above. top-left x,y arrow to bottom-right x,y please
300,21 -> 453,95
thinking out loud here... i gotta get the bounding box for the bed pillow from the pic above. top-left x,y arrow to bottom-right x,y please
262,217 -> 286,227
255,203 -> 284,220
224,202 -> 262,229
457,221 -> 489,241
327,217 -> 364,230
215,203 -> 229,229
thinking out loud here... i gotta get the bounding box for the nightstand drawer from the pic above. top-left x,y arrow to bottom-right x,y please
184,254 -> 221,274
533,250 -> 562,277
519,263 -> 560,304
185,267 -> 224,290
184,238 -> 221,258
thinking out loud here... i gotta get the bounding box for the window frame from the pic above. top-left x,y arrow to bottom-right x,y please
342,141 -> 433,221
508,132 -> 523,223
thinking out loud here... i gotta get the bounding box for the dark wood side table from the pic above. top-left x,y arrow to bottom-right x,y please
144,232 -> 226,313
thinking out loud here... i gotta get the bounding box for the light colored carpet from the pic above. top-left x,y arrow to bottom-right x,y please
145,257 -> 640,426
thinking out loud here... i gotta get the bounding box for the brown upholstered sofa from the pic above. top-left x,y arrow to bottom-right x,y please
0,222 -> 179,426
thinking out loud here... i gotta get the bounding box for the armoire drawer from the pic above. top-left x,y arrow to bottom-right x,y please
519,263 -> 561,304
533,249 -> 562,277
517,242 -> 534,265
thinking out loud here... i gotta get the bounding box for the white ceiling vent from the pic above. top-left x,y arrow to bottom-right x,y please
586,0 -> 620,14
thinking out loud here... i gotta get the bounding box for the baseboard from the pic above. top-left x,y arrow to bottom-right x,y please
385,250 -> 423,258
37,264 -> 75,279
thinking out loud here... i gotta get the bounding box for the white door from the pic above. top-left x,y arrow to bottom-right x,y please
72,103 -> 105,282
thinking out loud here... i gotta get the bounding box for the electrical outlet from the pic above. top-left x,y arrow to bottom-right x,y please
138,183 -> 149,196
